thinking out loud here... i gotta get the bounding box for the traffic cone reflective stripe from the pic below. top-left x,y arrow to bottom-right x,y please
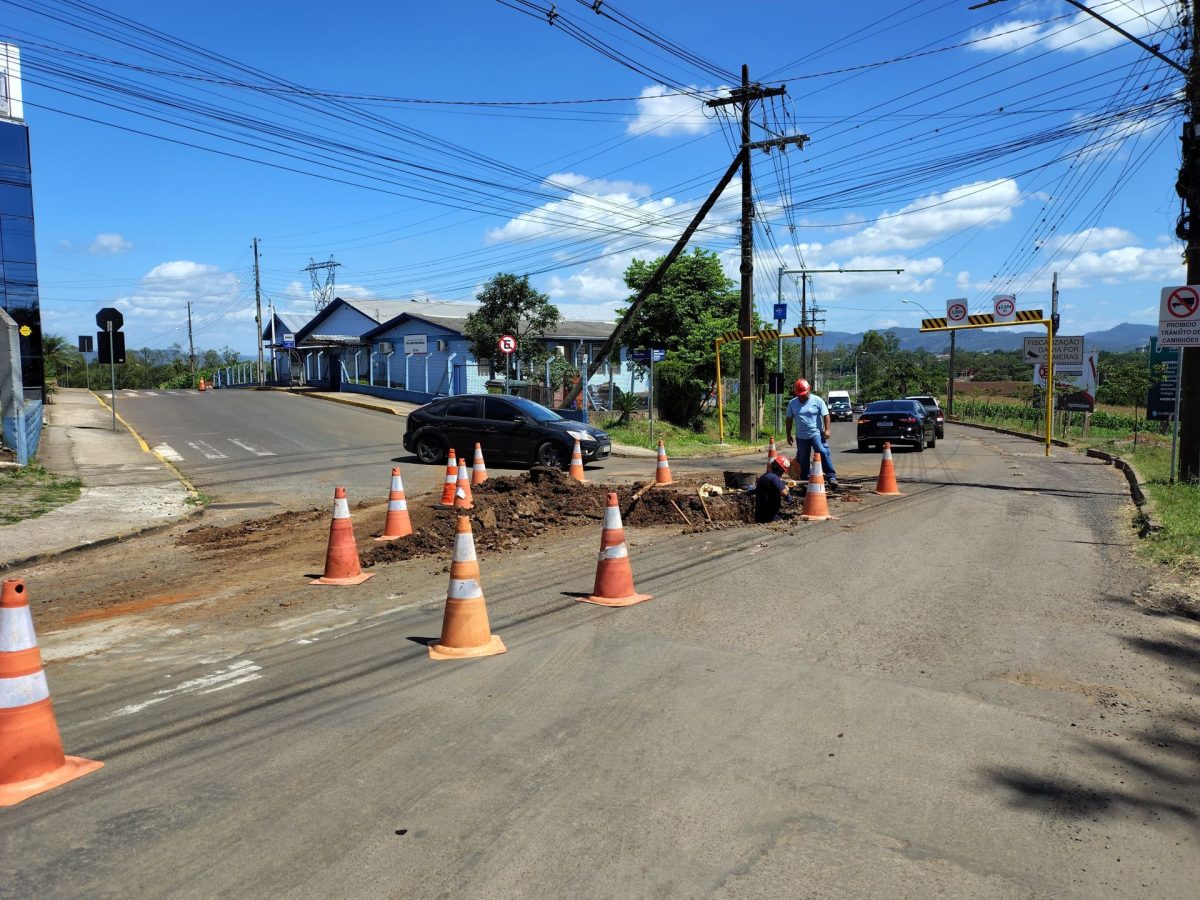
454,461 -> 474,510
311,487 -> 373,585
0,579 -> 103,807
875,442 -> 903,495
655,440 -> 673,484
800,453 -> 836,521
429,514 -> 506,660
765,437 -> 777,473
437,449 -> 459,506
581,493 -> 652,607
569,440 -> 586,482
471,443 -> 488,485
375,467 -> 413,541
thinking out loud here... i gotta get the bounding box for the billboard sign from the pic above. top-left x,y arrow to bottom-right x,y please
1147,337 -> 1180,420
1032,351 -> 1098,412
404,333 -> 428,355
1022,335 -> 1083,365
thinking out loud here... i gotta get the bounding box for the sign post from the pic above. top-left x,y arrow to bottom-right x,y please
498,333 -> 516,396
95,308 -> 124,431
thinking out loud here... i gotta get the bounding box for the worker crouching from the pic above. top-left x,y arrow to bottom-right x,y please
748,454 -> 792,523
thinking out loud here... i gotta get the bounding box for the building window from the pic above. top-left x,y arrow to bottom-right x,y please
476,360 -> 492,376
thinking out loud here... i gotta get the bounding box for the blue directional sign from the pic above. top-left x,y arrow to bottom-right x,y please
773,303 -> 788,321
631,347 -> 666,363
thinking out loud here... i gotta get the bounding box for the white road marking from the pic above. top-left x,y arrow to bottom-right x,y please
187,439 -> 228,460
228,438 -> 276,457
152,443 -> 184,462
143,390 -> 158,396
88,660 -> 263,722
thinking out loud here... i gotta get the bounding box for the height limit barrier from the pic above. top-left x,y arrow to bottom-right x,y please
919,309 -> 1053,457
715,326 -> 822,443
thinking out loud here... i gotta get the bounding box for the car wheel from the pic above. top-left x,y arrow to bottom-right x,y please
537,441 -> 567,470
927,433 -> 936,449
858,441 -> 869,453
414,435 -> 446,465
913,437 -> 925,452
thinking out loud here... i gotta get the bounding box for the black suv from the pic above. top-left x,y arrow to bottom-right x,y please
829,399 -> 853,422
905,395 -> 945,438
403,394 -> 611,470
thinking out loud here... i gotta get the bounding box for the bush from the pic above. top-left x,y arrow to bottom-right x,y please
654,358 -> 705,428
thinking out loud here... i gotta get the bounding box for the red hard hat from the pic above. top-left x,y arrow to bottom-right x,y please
772,454 -> 791,472
793,378 -> 810,397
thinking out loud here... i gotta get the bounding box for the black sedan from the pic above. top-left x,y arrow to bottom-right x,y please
829,400 -> 854,422
856,399 -> 936,452
403,394 -> 611,470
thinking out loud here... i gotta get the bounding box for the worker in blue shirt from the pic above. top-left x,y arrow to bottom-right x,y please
785,378 -> 838,487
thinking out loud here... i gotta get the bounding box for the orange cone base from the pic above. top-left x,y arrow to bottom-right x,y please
373,533 -> 408,542
874,489 -> 903,496
800,513 -> 838,521
0,756 -> 104,808
429,634 -> 506,660
579,591 -> 652,608
310,572 -> 374,586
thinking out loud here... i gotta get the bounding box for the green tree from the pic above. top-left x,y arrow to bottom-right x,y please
619,248 -> 740,427
464,273 -> 561,376
40,334 -> 80,383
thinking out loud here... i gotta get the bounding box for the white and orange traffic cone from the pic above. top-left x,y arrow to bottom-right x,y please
197,377 -> 206,392
799,453 -> 837,521
875,442 -> 903,496
375,467 -> 413,541
1,579 -> 103,806
581,493 -> 653,607
765,436 -> 777,473
437,449 -> 459,507
568,439 -> 586,482
471,443 -> 489,485
429,514 -> 506,660
454,460 -> 474,511
654,439 -> 673,484
311,487 -> 373,585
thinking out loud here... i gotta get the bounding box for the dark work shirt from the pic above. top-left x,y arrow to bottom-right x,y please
753,472 -> 787,523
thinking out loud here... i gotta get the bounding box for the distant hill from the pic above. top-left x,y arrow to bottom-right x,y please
816,322 -> 1157,353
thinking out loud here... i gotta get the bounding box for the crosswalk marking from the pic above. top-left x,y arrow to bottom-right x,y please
187,440 -> 228,460
152,443 -> 183,462
228,438 -> 276,457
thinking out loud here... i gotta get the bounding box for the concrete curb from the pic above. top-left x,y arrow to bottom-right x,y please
0,505 -> 205,572
294,390 -> 407,416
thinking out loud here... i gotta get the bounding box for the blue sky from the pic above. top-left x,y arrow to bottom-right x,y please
4,0 -> 1186,355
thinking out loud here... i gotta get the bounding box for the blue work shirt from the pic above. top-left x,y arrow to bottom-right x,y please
786,395 -> 829,438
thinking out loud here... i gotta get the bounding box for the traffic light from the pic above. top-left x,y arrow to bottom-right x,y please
1051,312 -> 1060,335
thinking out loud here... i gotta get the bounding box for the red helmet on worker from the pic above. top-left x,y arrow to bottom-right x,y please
793,378 -> 810,397
771,454 -> 791,473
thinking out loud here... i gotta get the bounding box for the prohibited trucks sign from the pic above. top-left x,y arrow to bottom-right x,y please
1158,285 -> 1200,347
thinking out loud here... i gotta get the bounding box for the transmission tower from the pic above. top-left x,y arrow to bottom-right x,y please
304,256 -> 341,313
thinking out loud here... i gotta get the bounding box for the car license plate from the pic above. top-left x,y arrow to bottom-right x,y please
878,420 -> 892,427
601,443 -> 611,453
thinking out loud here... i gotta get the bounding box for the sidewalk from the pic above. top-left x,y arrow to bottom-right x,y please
0,388 -> 195,570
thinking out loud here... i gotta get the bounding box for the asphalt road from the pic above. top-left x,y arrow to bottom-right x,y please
6,423 -> 1197,897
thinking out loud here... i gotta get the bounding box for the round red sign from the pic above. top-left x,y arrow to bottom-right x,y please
1167,287 -> 1199,319
995,297 -> 1015,317
498,334 -> 517,354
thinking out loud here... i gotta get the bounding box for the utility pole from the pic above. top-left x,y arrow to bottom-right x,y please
1181,1 -> 1200,480
186,300 -> 196,384
253,237 -> 265,386
707,66 -> 787,441
269,298 -> 277,382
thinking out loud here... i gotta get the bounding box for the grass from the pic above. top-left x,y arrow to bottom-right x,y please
597,412 -> 763,455
0,464 -> 83,525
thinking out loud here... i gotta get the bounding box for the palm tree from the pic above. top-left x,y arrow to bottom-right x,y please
41,334 -> 78,384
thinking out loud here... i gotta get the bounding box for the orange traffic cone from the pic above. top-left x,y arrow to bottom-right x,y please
429,514 -> 506,660
581,493 -> 653,607
197,377 -> 206,392
454,460 -> 474,510
765,436 -> 777,473
375,467 -> 413,541
471,443 -> 489,485
875,442 -> 903,496
311,487 -> 373,585
568,439 -> 586,482
1,579 -> 103,806
654,439 -> 673,484
437,449 -> 459,507
799,452 -> 837,521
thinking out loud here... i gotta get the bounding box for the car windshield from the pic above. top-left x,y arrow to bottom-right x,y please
506,396 -> 564,424
830,401 -> 850,408
864,401 -> 919,414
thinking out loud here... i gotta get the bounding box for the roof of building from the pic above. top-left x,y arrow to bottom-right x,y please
363,303 -> 617,342
262,311 -> 310,341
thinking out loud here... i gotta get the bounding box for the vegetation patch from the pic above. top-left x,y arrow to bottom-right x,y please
0,465 -> 83,525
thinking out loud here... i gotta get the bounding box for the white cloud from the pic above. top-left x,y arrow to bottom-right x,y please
823,179 -> 1020,258
1049,226 -> 1138,252
545,172 -> 651,197
967,1 -> 1174,54
89,233 -> 133,255
626,85 -> 720,137
1056,244 -> 1181,287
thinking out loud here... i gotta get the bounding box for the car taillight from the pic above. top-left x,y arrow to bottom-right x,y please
900,416 -> 917,424
857,417 -> 870,424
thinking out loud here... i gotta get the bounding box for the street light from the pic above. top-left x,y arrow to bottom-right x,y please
901,299 -> 956,415
854,350 -> 889,399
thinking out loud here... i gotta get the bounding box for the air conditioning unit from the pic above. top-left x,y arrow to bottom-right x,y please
378,341 -> 393,354
436,339 -> 449,352
554,345 -> 566,356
